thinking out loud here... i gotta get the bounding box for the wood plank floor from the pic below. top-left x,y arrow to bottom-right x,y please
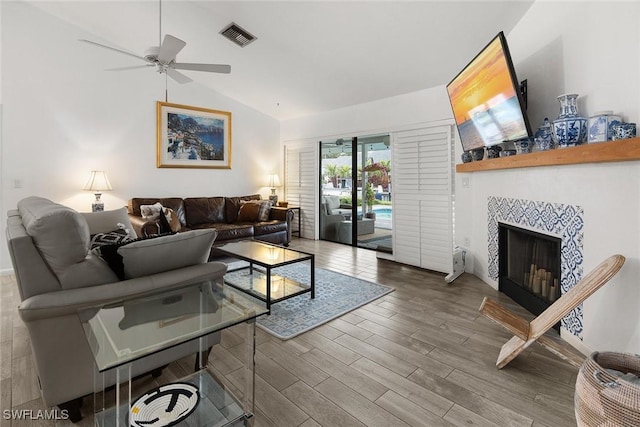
0,238 -> 580,426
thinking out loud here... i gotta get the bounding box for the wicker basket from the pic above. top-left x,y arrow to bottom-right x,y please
575,352 -> 640,426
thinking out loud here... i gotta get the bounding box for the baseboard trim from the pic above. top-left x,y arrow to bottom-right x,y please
0,268 -> 14,276
561,329 -> 592,356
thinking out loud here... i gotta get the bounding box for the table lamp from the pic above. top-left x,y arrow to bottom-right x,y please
266,174 -> 281,204
83,170 -> 112,212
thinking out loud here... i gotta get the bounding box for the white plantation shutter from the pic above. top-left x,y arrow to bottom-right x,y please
284,142 -> 317,239
392,125 -> 454,274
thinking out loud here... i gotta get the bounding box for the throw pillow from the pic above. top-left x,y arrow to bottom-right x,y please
256,200 -> 273,221
140,202 -> 164,221
163,207 -> 182,232
117,229 -> 217,279
98,233 -> 172,279
157,209 -> 173,234
90,228 -> 131,252
237,202 -> 261,222
238,200 -> 272,222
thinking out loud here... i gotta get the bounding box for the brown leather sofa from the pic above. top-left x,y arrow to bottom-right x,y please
127,195 -> 294,246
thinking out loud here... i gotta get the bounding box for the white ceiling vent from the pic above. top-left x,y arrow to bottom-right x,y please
220,23 -> 256,47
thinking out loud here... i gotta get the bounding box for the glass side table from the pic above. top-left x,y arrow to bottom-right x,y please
79,278 -> 268,427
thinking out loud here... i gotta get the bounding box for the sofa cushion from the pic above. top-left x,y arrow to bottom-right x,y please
323,195 -> 341,211
253,220 -> 287,236
116,229 -> 217,279
191,223 -> 254,242
224,197 -> 242,223
81,207 -> 137,238
184,197 -> 226,226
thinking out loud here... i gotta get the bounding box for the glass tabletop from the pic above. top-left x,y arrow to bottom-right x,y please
79,279 -> 268,372
216,240 -> 312,267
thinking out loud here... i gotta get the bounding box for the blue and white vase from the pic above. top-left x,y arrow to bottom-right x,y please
551,94 -> 587,148
534,118 -> 554,151
588,111 -> 622,143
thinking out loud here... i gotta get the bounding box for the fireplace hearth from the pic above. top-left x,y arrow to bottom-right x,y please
499,223 -> 561,332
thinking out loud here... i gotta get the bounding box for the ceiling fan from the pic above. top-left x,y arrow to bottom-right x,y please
79,1 -> 230,84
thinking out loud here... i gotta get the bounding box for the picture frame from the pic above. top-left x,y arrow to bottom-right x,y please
157,101 -> 232,169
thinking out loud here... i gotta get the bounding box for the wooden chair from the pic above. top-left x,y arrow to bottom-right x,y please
479,254 -> 625,369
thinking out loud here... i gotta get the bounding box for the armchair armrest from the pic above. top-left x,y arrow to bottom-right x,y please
128,214 -> 159,237
19,262 -> 227,322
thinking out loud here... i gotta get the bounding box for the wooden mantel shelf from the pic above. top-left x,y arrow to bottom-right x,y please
456,137 -> 640,173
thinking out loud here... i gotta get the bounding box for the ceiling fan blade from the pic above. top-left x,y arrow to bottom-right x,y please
173,63 -> 231,74
165,68 -> 192,84
158,34 -> 186,63
105,65 -> 152,72
79,39 -> 146,62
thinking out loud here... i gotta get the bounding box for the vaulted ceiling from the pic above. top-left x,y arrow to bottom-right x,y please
29,0 -> 534,120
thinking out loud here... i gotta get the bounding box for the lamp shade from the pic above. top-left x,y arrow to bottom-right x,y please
267,174 -> 281,188
83,171 -> 112,192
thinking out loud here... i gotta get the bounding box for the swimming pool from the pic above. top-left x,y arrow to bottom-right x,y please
373,207 -> 392,220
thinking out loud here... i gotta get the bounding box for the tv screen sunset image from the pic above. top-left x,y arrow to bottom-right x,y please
447,35 -> 529,151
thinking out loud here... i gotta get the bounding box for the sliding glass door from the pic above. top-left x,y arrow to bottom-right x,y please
319,138 -> 354,244
319,135 -> 392,253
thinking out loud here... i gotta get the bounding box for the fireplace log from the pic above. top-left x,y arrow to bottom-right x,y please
533,276 -> 542,294
549,283 -> 557,302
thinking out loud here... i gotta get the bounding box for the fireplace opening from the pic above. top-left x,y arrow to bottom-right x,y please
498,223 -> 561,332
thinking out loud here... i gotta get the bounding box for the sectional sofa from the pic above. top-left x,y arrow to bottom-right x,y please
127,195 -> 294,246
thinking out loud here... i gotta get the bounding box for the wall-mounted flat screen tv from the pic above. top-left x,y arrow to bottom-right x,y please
447,31 -> 531,152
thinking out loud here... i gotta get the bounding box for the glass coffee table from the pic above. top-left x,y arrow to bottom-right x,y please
215,240 -> 315,311
80,277 -> 268,427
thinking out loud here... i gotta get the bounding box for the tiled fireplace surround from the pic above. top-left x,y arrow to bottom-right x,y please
487,197 -> 585,339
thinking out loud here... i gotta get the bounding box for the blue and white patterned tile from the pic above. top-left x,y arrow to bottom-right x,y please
487,196 -> 584,339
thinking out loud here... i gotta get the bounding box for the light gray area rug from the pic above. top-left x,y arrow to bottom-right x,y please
224,262 -> 394,340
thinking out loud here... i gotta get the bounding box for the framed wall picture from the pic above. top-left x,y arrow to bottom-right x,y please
157,101 -> 232,169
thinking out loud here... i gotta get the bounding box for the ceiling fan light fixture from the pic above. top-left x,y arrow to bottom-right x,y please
220,22 -> 256,47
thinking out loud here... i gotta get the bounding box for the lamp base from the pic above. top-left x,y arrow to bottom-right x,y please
268,194 -> 278,204
91,192 -> 105,212
91,202 -> 105,212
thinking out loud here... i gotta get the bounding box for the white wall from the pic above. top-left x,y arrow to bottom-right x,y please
456,1 -> 640,354
282,1 -> 640,355
281,86 -> 452,142
0,2 -> 281,271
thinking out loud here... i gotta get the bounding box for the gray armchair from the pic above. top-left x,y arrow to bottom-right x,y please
5,197 -> 227,421
319,202 -> 346,241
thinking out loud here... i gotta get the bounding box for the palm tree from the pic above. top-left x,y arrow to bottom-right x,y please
337,165 -> 351,179
324,164 -> 338,188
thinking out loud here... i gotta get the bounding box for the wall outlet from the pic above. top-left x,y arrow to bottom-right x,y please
462,177 -> 469,188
